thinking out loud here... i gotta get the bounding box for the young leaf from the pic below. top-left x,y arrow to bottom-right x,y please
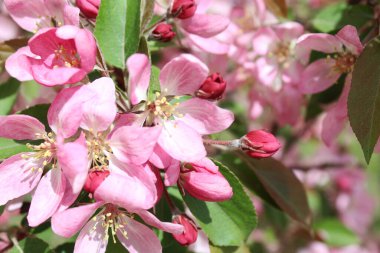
348,36 -> 380,163
314,219 -> 360,247
95,0 -> 141,68
0,78 -> 20,115
148,66 -> 161,101
183,161 -> 257,247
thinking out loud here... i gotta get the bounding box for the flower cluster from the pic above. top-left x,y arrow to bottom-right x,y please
0,0 -> 280,252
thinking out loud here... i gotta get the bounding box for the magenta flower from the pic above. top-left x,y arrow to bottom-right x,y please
296,25 -> 363,94
0,84 -> 90,226
76,0 -> 100,19
4,0 -> 80,32
126,53 -> 234,162
5,25 -> 96,86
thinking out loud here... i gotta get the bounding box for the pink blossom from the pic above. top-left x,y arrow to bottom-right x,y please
126,53 -> 234,162
296,25 -> 362,94
0,84 -> 91,226
76,0 -> 100,19
6,25 -> 96,86
4,0 -> 79,32
240,130 -> 281,158
172,214 -> 198,246
52,201 -> 183,253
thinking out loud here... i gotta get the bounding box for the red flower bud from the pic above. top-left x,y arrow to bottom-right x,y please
172,214 -> 198,246
152,23 -> 176,42
196,73 -> 227,100
76,0 -> 100,19
241,130 -> 281,158
84,170 -> 110,194
171,0 -> 197,19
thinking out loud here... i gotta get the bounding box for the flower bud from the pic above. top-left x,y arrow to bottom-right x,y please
180,158 -> 233,202
171,0 -> 197,19
76,0 -> 100,19
172,214 -> 198,245
196,73 -> 227,100
152,23 -> 176,42
84,170 -> 110,194
240,130 -> 281,158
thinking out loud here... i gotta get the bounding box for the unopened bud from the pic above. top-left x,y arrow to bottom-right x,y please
196,73 -> 227,100
240,130 -> 281,158
172,214 -> 198,246
76,0 -> 100,19
152,23 -> 176,42
171,0 -> 197,19
84,170 -> 110,194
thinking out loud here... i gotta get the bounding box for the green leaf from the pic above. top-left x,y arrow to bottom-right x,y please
183,161 -> 257,247
312,3 -> 373,33
314,219 -> 360,247
348,36 -> 380,164
95,0 -> 141,68
232,153 -> 311,226
0,78 -> 20,115
210,244 -> 251,253
148,66 -> 161,101
0,138 -> 29,160
9,237 -> 50,253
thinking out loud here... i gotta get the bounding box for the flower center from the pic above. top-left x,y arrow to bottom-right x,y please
91,204 -> 131,243
53,44 -> 81,68
85,130 -> 112,168
22,132 -> 56,172
272,42 -> 291,65
333,52 -> 356,74
147,92 -> 183,121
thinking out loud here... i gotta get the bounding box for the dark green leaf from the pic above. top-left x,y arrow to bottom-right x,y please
348,36 -> 380,163
0,78 -> 20,115
18,104 -> 50,131
312,3 -> 373,33
95,0 -> 141,68
183,161 -> 257,247
234,153 -> 311,226
148,66 -> 161,101
9,237 -> 50,253
315,219 -> 360,247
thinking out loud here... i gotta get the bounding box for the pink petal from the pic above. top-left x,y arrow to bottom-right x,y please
63,5 -> 81,27
177,98 -> 234,135
321,105 -> 346,147
94,167 -> 156,211
0,115 -> 45,140
74,216 -> 108,253
27,168 -> 66,227
296,33 -> 343,63
80,77 -> 117,133
5,46 -> 34,81
57,133 -> 88,194
158,120 -> 206,162
192,157 -> 218,173
149,144 -> 172,169
299,58 -> 341,94
159,54 -> 209,96
0,154 -> 43,205
164,159 -> 180,186
56,178 -> 81,213
74,28 -> 97,72
180,14 -> 229,38
272,21 -> 304,41
109,125 -> 161,165
116,216 -> 162,253
126,54 -> 151,105
137,210 -> 184,234
187,34 -> 230,55
252,27 -> 279,55
253,57 -> 279,87
48,85 -> 87,138
336,25 -> 363,55
52,202 -> 104,238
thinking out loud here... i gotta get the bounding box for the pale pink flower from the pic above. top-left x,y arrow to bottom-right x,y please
296,25 -> 363,94
6,25 -> 96,86
52,200 -> 183,253
251,21 -> 305,91
0,84 -> 90,226
4,0 -> 79,32
126,53 -> 234,162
